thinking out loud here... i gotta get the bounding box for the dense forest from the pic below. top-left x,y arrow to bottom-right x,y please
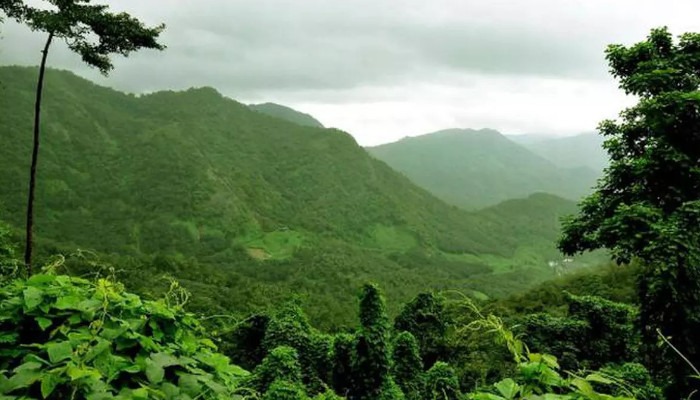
0,66 -> 608,327
1,1 -> 700,399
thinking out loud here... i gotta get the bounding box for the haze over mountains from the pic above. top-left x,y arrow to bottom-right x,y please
367,129 -> 603,209
256,101 -> 607,210
509,132 -> 608,172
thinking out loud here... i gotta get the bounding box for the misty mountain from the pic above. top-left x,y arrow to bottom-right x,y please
509,132 -> 608,172
367,128 -> 599,209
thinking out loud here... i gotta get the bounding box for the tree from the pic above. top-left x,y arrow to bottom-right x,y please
352,283 -> 391,400
0,0 -> 165,273
394,292 -> 450,368
391,331 -> 424,400
425,362 -> 460,400
558,27 -> 700,397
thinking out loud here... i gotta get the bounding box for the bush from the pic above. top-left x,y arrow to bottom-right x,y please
264,379 -> 309,400
426,362 -> 460,400
392,331 -> 424,400
249,346 -> 303,394
0,274 -> 247,399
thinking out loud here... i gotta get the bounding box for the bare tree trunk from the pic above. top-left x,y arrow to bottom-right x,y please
24,32 -> 54,274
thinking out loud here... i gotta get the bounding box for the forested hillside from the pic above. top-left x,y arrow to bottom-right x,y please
0,67 -> 595,327
249,103 -> 325,128
367,129 -> 600,209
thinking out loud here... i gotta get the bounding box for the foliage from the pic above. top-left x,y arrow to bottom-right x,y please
263,379 -> 309,400
1,0 -> 165,74
0,273 -> 248,399
249,346 -> 303,395
599,363 -> 664,400
558,27 -> 700,396
351,283 -> 392,400
522,294 -> 638,371
249,103 -> 324,128
394,292 -> 450,368
0,67 -> 604,328
0,221 -> 18,271
330,333 -> 354,397
391,331 -> 424,400
377,377 -> 406,400
453,295 -> 634,400
262,304 -> 329,394
219,314 -> 270,371
426,362 -> 460,400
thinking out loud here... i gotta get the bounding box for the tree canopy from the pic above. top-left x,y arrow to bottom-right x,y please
1,0 -> 165,74
559,27 -> 700,397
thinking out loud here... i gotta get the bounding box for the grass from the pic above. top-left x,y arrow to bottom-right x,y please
363,224 -> 417,252
237,230 -> 305,260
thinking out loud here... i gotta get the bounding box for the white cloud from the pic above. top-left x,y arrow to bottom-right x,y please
0,0 -> 696,144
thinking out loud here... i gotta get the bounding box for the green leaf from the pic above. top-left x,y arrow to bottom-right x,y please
35,317 -> 52,331
470,394 -> 505,400
47,341 -> 73,364
40,373 -> 60,398
67,364 -> 101,381
6,362 -> 43,392
150,352 -> 180,368
131,387 -> 149,400
54,295 -> 82,310
0,332 -> 18,344
5,368 -> 42,392
495,378 -> 519,399
145,360 -> 164,384
23,286 -> 43,310
27,274 -> 56,285
84,339 -> 111,363
585,373 -> 615,385
14,361 -> 42,372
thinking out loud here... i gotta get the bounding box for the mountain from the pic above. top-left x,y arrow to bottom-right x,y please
509,132 -> 608,172
0,67 -> 594,327
248,102 -> 324,128
367,129 -> 599,210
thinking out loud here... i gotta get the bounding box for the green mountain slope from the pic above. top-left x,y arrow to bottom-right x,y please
248,102 -> 324,128
0,67 -> 589,327
367,129 -> 599,209
510,132 -> 608,172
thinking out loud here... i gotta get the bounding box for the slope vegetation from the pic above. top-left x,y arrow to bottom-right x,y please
367,129 -> 599,209
0,67 -> 591,326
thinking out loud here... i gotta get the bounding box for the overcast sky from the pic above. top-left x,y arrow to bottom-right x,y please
1,1 -> 698,145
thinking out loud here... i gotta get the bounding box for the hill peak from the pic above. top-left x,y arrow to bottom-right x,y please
248,102 -> 324,128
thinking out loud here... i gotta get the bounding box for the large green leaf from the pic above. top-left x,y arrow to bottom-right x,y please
145,360 -> 165,384
35,317 -> 52,331
47,341 -> 73,364
495,378 -> 520,399
23,286 -> 43,310
40,373 -> 61,398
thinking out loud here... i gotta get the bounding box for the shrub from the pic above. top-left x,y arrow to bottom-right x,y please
0,274 -> 247,399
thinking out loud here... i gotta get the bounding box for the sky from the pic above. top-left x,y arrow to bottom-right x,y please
1,1 -> 698,146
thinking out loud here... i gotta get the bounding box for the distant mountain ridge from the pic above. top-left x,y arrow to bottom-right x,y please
367,128 -> 599,209
509,132 -> 608,172
248,102 -> 324,128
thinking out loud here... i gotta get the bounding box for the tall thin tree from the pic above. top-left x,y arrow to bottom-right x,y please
0,0 -> 165,273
